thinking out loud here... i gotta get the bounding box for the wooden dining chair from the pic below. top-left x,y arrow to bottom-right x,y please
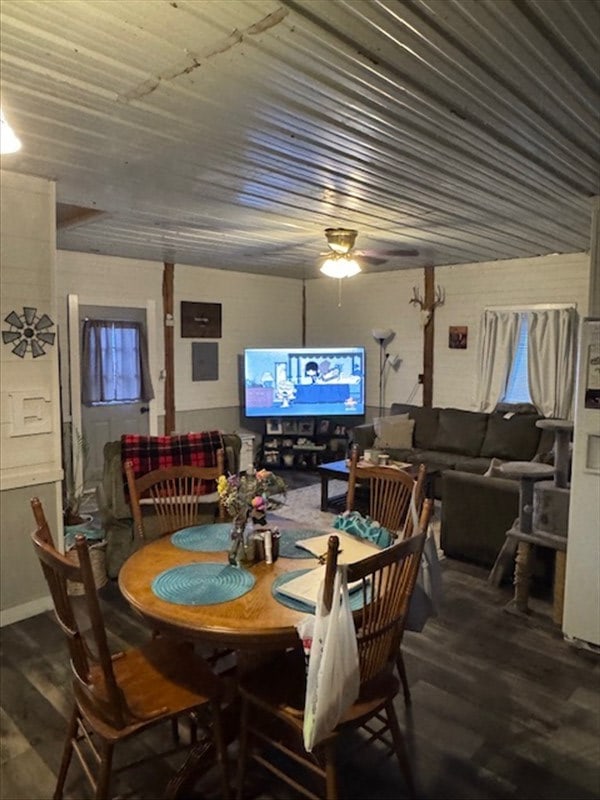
395,496 -> 434,705
124,449 -> 226,541
346,448 -> 427,540
236,530 -> 426,800
30,497 -> 231,800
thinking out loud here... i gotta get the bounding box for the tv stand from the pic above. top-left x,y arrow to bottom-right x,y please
261,418 -> 348,470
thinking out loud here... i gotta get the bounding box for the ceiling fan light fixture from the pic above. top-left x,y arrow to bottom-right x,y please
320,255 -> 361,279
324,228 -> 358,255
0,108 -> 21,155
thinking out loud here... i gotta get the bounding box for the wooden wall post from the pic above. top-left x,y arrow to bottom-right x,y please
163,262 -> 175,434
423,265 -> 435,408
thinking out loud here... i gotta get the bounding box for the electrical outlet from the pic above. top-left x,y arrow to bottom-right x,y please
418,373 -> 424,384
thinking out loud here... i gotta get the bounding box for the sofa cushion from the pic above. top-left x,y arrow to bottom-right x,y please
374,416 -> 415,450
432,409 -> 489,457
480,413 -> 541,461
411,449 -> 459,468
389,404 -> 441,450
409,407 -> 440,449
382,447 -> 416,463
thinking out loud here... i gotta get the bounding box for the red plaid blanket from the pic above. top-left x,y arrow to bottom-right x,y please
121,431 -> 224,497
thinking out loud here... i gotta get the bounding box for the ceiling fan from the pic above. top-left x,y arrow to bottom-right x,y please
319,228 -> 419,276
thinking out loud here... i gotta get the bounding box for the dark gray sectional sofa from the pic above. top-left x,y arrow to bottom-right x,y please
351,403 -> 552,489
351,403 -> 555,569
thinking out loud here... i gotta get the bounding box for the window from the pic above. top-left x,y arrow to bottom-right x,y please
502,314 -> 532,404
96,323 -> 142,403
81,319 -> 154,406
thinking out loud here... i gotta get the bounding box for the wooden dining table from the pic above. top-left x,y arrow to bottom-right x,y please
118,522 -> 318,653
118,518 -> 326,799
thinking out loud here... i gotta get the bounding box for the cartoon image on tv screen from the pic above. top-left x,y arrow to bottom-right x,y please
244,347 -> 365,417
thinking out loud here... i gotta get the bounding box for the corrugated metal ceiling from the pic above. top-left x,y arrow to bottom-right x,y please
1,0 -> 598,279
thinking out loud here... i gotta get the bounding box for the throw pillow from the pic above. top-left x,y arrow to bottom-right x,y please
333,511 -> 392,548
374,417 -> 415,450
374,413 -> 409,437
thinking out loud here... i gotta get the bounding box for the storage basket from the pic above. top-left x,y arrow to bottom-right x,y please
66,539 -> 108,595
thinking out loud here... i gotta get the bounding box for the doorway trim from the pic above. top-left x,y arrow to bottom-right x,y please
67,294 -> 158,490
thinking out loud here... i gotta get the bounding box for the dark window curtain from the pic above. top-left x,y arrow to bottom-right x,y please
81,320 -> 154,406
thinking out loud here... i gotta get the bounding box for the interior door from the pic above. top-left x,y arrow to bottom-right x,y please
80,305 -> 150,486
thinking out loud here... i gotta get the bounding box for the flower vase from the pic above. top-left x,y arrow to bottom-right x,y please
228,512 -> 253,567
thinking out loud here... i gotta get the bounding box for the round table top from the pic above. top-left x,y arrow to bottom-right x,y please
119,533 -> 317,651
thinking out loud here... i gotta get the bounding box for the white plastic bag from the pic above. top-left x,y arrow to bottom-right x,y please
302,565 -> 360,752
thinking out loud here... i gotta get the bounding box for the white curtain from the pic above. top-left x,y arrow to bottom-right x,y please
81,320 -> 154,405
527,308 -> 578,419
475,310 -> 521,412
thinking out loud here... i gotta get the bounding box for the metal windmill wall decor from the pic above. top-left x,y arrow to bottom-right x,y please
2,306 -> 56,358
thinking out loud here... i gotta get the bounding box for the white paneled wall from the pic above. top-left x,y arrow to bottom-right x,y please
1,170 -> 61,624
0,171 -> 62,485
174,265 -> 302,411
56,251 -> 303,419
434,253 -> 590,409
306,253 -> 590,412
305,271 -> 425,413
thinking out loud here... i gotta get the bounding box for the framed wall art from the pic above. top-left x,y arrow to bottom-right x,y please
266,418 -> 283,435
449,326 -> 468,349
181,302 -> 222,338
298,419 -> 315,436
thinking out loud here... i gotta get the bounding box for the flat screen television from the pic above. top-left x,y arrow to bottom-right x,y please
243,347 -> 365,418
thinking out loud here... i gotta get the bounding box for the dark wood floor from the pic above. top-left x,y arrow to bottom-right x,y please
2,474 -> 599,800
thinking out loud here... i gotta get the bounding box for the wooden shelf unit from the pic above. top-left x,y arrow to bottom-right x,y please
261,418 -> 348,470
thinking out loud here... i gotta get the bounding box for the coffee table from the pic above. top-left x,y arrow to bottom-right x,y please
317,459 -> 351,511
318,458 -> 444,511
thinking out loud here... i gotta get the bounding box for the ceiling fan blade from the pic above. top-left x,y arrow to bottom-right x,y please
360,256 -> 388,267
356,248 -> 419,258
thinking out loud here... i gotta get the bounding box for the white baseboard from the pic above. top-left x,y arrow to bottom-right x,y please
1,595 -> 53,627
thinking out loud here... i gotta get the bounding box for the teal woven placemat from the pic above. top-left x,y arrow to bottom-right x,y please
152,562 -> 255,606
171,525 -> 325,558
171,524 -> 232,552
272,569 -> 367,614
278,529 -> 325,560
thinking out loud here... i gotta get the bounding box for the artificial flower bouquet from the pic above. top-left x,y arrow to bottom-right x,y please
217,468 -> 287,526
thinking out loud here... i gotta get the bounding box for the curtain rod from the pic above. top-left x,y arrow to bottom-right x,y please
484,303 -> 577,311
83,317 -> 141,323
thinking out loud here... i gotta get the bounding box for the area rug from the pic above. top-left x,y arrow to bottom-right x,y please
275,480 -> 348,529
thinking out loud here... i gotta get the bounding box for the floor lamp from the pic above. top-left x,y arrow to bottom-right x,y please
372,328 -> 394,417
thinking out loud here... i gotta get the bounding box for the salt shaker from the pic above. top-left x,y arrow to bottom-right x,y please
264,529 -> 273,564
